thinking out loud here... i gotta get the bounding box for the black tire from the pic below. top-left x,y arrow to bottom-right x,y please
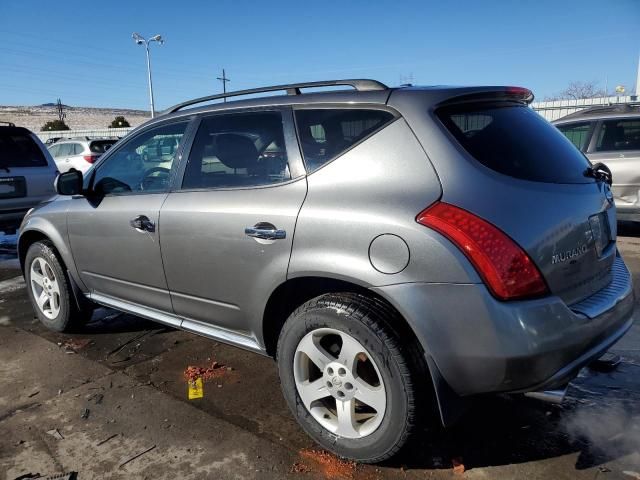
277,292 -> 426,463
24,240 -> 92,332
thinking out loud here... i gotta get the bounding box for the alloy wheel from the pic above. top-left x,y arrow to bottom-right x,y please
293,327 -> 387,439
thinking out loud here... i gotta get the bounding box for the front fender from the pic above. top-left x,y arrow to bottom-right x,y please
18,209 -> 87,293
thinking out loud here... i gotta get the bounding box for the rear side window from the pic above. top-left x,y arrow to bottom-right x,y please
0,132 -> 47,168
90,140 -> 117,154
295,109 -> 395,172
182,111 -> 291,189
595,119 -> 640,151
556,122 -> 593,151
438,105 -> 592,184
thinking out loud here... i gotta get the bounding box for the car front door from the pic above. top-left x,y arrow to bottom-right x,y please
67,120 -> 192,318
159,109 -> 307,342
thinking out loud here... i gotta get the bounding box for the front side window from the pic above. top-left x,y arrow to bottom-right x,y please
295,109 -> 395,172
556,122 -> 592,151
182,111 -> 291,189
93,121 -> 188,195
596,119 -> 640,152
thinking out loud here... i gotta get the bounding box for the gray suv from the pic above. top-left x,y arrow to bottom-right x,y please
554,103 -> 640,222
18,80 -> 634,462
0,123 -> 57,226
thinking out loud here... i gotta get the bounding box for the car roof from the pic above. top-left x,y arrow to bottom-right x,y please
554,103 -> 640,124
129,80 -> 534,136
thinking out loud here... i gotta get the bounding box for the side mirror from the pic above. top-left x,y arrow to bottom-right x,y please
55,170 -> 83,196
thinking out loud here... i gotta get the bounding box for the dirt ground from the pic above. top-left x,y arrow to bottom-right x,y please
1,224 -> 640,479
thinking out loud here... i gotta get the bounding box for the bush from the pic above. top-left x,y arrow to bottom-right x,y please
41,120 -> 70,131
109,116 -> 130,128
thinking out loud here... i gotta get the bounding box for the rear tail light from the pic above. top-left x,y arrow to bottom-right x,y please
83,155 -> 98,164
417,202 -> 548,300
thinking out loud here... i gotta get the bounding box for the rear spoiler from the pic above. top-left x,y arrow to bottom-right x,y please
437,87 -> 534,108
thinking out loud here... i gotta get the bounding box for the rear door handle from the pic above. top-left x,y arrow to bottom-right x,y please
245,222 -> 286,240
130,215 -> 155,232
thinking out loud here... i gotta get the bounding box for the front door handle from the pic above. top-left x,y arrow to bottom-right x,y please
245,222 -> 286,240
130,215 -> 155,232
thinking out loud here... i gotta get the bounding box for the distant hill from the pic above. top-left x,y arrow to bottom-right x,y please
0,105 -> 151,132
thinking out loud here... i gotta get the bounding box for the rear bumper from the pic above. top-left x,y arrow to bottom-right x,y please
0,208 -> 31,224
373,254 -> 634,397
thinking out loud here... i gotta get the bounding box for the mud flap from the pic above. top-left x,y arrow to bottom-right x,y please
425,354 -> 471,427
67,269 -> 93,312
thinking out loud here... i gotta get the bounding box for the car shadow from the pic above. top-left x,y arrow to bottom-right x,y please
84,308 -> 171,334
388,360 -> 640,472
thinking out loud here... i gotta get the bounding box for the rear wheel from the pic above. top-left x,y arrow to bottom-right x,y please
25,241 -> 92,332
277,293 -> 424,462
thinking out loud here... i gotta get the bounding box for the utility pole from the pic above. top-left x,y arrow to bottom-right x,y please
217,69 -> 231,102
56,98 -> 66,123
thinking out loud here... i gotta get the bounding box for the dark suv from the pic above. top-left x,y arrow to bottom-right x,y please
18,80 -> 634,462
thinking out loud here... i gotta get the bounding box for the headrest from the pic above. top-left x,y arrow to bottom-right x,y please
216,133 -> 258,169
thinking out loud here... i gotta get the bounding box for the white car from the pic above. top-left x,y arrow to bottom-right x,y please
48,138 -> 117,173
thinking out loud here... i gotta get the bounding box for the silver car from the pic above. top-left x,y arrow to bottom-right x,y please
18,80 -> 634,462
554,103 -> 640,222
48,137 -> 118,174
0,123 -> 57,225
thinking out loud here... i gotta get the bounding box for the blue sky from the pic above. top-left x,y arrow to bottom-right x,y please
0,0 -> 638,110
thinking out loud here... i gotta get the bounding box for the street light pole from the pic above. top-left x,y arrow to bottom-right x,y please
133,33 -> 164,118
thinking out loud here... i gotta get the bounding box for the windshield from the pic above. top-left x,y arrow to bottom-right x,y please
438,104 -> 592,184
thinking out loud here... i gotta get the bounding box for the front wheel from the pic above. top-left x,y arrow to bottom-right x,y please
25,241 -> 92,332
277,293 -> 423,463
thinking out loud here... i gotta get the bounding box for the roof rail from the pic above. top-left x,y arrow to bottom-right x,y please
166,79 -> 388,114
0,121 -> 16,127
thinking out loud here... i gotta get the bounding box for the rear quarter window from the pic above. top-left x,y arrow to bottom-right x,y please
295,109 -> 395,172
0,132 -> 48,168
437,105 -> 592,184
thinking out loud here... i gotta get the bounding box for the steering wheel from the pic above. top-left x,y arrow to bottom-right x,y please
140,167 -> 171,191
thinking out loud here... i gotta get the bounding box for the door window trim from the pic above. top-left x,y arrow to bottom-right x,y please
172,106 -> 306,193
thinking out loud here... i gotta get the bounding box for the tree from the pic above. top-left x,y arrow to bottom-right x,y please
545,81 -> 608,101
109,115 -> 131,128
41,119 -> 70,131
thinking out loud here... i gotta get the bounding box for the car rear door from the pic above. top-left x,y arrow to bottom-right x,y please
159,108 -> 307,341
585,118 -> 640,217
67,120 -> 192,318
